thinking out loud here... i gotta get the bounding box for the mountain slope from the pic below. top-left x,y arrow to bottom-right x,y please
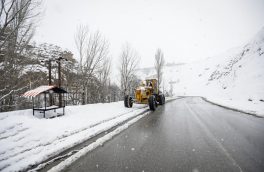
136,27 -> 264,116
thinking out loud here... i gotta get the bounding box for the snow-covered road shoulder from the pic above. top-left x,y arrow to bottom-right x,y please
0,101 -> 148,172
202,97 -> 264,117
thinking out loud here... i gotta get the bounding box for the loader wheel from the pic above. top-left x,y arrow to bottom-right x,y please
124,95 -> 133,108
148,95 -> 157,111
157,95 -> 163,105
159,94 -> 165,105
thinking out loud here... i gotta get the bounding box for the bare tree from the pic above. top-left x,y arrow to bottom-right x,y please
0,0 -> 41,51
98,57 -> 111,102
74,25 -> 110,104
0,0 -> 42,111
119,43 -> 140,96
155,48 -> 165,93
74,25 -> 88,73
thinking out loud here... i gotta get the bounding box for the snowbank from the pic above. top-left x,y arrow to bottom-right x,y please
202,97 -> 264,117
0,102 -> 147,171
47,112 -> 149,172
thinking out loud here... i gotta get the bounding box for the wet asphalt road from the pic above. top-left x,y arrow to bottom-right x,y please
64,97 -> 264,172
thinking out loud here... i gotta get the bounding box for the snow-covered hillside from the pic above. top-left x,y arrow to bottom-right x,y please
137,27 -> 264,116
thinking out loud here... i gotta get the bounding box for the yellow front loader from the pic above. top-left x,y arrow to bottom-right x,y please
124,79 -> 165,111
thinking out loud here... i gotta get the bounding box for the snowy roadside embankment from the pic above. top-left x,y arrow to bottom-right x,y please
0,102 -> 148,172
202,96 -> 264,117
200,27 -> 264,117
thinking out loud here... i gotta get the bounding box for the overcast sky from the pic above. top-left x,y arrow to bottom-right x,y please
34,0 -> 264,68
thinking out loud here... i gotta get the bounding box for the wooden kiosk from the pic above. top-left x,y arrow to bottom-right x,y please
23,85 -> 67,118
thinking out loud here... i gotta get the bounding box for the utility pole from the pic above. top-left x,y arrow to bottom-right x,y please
48,59 -> 51,85
42,55 -> 67,107
57,57 -> 62,107
58,58 -> 61,88
57,56 -> 68,107
48,59 -> 52,106
41,59 -> 52,106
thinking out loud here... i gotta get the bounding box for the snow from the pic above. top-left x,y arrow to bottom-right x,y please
137,27 -> 264,117
0,102 -> 148,172
1,22 -> 263,172
47,112 -> 148,172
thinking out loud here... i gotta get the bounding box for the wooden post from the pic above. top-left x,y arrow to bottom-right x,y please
48,60 -> 51,85
32,97 -> 35,116
48,60 -> 53,106
44,93 -> 46,118
44,93 -> 47,109
58,58 -> 62,107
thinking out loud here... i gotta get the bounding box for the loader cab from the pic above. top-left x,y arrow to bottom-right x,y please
146,79 -> 158,94
147,81 -> 152,87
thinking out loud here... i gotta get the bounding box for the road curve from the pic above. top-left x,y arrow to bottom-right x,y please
64,97 -> 264,172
